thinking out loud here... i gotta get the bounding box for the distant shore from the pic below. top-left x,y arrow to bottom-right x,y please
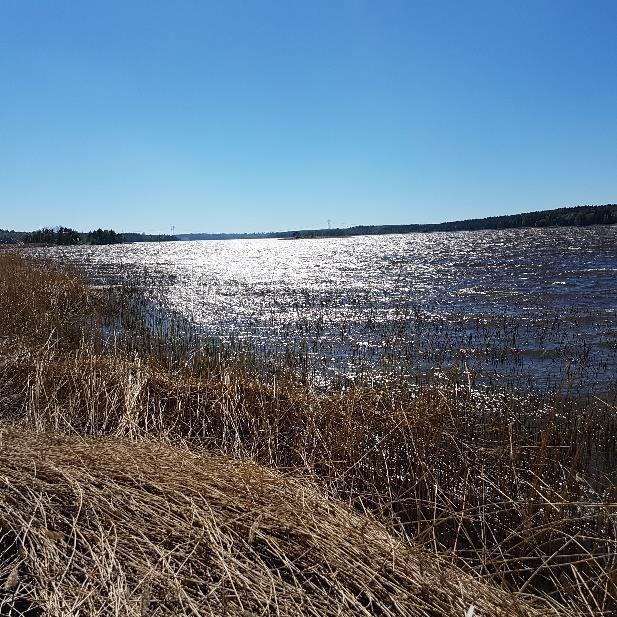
178,203 -> 617,241
3,203 -> 615,245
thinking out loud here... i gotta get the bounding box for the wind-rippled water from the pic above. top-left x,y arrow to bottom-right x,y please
40,226 -> 617,394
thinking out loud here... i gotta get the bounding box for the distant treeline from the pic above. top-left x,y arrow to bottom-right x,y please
0,227 -> 178,245
178,204 -> 617,241
3,204 -> 616,246
120,232 -> 179,243
0,229 -> 26,245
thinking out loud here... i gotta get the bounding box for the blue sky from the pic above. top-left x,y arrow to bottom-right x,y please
1,1 -> 616,234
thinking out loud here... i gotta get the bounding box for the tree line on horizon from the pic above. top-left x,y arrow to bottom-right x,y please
281,203 -> 617,239
0,226 -> 178,245
2,204 -> 616,245
177,203 -> 617,241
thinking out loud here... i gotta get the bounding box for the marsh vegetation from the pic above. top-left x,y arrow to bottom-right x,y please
0,237 -> 616,615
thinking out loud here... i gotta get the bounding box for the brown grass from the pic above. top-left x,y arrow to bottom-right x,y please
1,250 -> 616,615
0,428 -> 561,617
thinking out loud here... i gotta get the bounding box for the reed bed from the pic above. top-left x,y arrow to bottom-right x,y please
1,250 -> 616,615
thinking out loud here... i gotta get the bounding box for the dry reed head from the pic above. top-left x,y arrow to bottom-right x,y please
0,428 -> 560,617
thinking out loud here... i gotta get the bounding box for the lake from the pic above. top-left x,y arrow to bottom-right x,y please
39,225 -> 617,394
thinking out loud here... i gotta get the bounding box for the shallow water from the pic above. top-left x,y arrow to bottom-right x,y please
39,226 -> 617,393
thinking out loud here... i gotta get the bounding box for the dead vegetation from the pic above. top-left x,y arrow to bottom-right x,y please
0,428 -> 562,617
1,249 -> 616,615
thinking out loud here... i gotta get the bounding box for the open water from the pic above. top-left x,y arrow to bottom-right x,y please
40,226 -> 617,394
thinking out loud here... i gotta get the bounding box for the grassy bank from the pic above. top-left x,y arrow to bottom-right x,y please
1,250 -> 616,615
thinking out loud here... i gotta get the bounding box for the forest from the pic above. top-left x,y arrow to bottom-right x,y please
0,226 -> 177,245
178,203 -> 617,241
2,204 -> 616,245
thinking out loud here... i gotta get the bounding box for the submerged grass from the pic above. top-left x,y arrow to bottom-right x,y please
1,249 -> 616,615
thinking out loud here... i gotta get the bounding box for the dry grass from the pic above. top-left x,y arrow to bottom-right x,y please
0,250 -> 90,349
1,250 -> 616,615
0,428 -> 561,617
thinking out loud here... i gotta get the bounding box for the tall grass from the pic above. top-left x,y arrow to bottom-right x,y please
1,250 -> 616,614
1,428 -> 564,617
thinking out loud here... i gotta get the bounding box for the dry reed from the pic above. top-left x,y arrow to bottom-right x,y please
0,428 -> 561,616
1,250 -> 616,615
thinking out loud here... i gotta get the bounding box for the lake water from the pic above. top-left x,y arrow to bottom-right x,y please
40,226 -> 617,394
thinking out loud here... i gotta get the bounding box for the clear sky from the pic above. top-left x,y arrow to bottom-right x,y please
1,1 -> 616,234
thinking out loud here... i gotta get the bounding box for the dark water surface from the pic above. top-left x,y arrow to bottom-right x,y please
40,226 -> 617,394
